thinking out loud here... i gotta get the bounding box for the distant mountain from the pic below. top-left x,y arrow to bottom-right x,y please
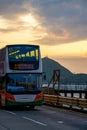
42,57 -> 87,84
68,73 -> 87,84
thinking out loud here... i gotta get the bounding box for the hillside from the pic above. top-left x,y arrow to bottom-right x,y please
42,57 -> 87,84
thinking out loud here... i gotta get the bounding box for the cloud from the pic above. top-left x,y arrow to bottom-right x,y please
0,0 -> 87,45
0,0 -> 25,18
30,0 -> 87,45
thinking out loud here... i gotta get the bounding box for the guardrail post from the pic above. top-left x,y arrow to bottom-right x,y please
79,92 -> 82,98
65,92 -> 67,97
71,92 -> 73,98
85,91 -> 87,99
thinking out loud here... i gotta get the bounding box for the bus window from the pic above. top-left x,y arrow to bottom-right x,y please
8,45 -> 39,70
6,74 -> 42,93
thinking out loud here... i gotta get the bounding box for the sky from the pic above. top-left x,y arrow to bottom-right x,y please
0,0 -> 87,74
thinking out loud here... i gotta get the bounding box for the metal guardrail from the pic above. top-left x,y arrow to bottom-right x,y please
44,94 -> 87,110
42,87 -> 87,99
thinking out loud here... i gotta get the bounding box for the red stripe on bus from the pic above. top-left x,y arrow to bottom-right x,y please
35,92 -> 43,101
6,93 -> 15,102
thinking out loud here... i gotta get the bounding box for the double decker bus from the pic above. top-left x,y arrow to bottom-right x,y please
0,44 -> 43,108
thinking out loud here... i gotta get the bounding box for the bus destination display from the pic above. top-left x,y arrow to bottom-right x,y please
14,63 -> 34,70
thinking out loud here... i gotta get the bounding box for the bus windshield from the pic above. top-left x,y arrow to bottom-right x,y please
6,74 -> 42,93
8,45 -> 39,70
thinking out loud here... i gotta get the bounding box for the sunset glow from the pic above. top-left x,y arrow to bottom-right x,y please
20,14 -> 39,27
0,0 -> 87,73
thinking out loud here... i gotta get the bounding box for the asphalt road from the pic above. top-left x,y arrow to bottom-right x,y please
0,105 -> 87,130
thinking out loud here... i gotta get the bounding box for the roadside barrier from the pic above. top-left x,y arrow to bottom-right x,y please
44,94 -> 87,110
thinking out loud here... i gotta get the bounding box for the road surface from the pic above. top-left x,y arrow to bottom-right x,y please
0,105 -> 87,130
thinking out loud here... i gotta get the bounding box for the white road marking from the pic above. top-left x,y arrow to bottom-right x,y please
0,124 -> 9,130
23,116 -> 47,126
4,110 -> 47,126
57,121 -> 64,124
4,110 -> 16,115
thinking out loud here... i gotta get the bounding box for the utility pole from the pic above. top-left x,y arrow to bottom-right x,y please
48,70 -> 60,95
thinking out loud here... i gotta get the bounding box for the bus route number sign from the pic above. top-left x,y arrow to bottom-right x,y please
14,63 -> 34,70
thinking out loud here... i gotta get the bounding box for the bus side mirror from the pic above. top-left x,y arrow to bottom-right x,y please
42,72 -> 46,80
43,75 -> 46,80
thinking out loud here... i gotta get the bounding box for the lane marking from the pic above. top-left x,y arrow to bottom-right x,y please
4,110 -> 47,126
57,121 -> 64,124
0,123 -> 9,130
4,110 -> 16,115
23,116 -> 47,126
0,125 -> 8,130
